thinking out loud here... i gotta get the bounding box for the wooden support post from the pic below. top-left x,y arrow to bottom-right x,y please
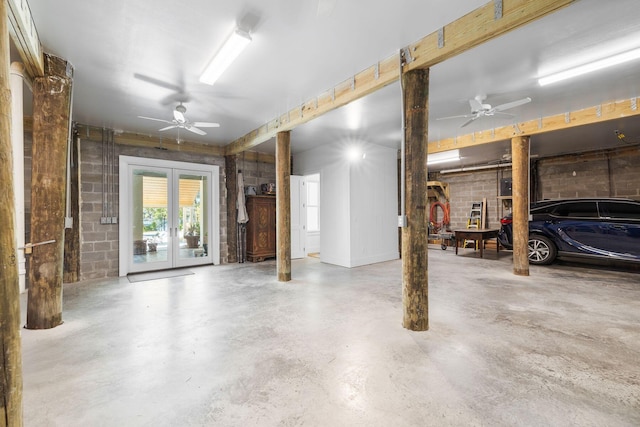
225,154 -> 238,263
0,0 -> 24,422
402,68 -> 430,331
26,53 -> 74,329
63,130 -> 80,283
511,135 -> 530,276
276,131 -> 291,282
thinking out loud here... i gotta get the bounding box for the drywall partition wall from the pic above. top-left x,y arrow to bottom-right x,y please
293,142 -> 399,268
349,144 -> 399,267
321,163 -> 351,267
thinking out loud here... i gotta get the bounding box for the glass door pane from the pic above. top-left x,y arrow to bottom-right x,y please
129,167 -> 173,272
175,171 -> 211,267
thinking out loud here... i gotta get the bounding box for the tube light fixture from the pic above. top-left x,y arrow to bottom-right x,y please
199,28 -> 252,86
427,149 -> 460,165
538,47 -> 640,86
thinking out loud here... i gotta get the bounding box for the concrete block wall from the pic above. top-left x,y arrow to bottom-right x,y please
79,139 -> 227,280
431,168 -> 511,231
235,155 -> 276,194
78,141 -> 119,280
537,147 -> 640,200
431,145 -> 640,232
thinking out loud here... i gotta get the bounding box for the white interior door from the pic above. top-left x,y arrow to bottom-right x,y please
290,175 -> 307,259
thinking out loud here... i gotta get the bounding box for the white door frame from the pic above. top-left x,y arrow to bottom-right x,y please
290,175 -> 307,259
118,155 -> 220,276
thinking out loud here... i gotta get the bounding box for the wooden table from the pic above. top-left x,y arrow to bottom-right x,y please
453,228 -> 500,258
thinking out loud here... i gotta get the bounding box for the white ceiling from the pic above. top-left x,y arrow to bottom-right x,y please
15,0 -> 640,170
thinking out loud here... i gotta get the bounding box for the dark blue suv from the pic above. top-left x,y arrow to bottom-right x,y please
498,198 -> 640,265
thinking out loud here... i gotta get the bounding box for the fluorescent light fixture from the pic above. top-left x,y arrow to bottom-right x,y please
538,47 -> 640,86
199,28 -> 252,85
428,149 -> 460,165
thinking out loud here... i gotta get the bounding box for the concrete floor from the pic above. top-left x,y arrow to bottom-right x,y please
20,247 -> 640,426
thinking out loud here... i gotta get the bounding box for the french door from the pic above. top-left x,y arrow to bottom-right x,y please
119,156 -> 219,275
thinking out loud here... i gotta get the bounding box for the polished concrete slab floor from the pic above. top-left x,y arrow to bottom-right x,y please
20,247 -> 640,426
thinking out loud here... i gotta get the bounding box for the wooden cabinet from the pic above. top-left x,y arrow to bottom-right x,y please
246,195 -> 276,262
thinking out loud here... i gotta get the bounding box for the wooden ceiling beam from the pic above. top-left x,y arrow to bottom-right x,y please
225,0 -> 576,155
428,97 -> 640,154
404,0 -> 575,73
7,0 -> 44,77
225,54 -> 400,155
74,123 -> 226,156
72,123 -> 276,163
24,119 -> 276,163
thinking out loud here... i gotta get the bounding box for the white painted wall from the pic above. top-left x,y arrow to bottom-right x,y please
293,142 -> 398,267
349,144 -> 399,267
320,163 -> 351,267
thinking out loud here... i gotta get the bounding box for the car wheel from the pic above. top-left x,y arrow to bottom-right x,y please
528,235 -> 557,265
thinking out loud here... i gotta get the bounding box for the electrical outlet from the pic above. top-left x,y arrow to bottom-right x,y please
100,217 -> 110,224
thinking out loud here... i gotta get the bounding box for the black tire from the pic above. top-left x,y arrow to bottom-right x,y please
528,234 -> 557,265
441,243 -> 447,250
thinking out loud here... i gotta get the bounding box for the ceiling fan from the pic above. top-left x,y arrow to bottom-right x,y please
138,103 -> 220,136
437,95 -> 532,128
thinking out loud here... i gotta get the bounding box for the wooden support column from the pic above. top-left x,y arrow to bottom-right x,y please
225,154 -> 238,263
26,53 -> 73,329
402,68 -> 430,331
276,131 -> 291,282
0,0 -> 24,422
511,135 -> 530,276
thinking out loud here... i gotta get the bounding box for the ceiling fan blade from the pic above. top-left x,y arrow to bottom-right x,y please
173,109 -> 186,123
192,121 -> 220,128
493,97 -> 532,112
138,116 -> 173,124
461,116 -> 480,128
436,113 -> 475,121
133,73 -> 182,92
158,125 -> 177,131
185,125 -> 206,136
161,92 -> 192,106
492,111 -> 515,118
469,97 -> 485,113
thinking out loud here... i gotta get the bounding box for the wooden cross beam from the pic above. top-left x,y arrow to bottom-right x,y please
224,0 -> 576,155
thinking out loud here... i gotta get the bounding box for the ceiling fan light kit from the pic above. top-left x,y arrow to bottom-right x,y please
199,27 -> 252,86
138,103 -> 220,136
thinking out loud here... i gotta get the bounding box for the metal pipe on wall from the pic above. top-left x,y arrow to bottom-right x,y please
398,49 -> 407,228
10,61 -> 26,293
